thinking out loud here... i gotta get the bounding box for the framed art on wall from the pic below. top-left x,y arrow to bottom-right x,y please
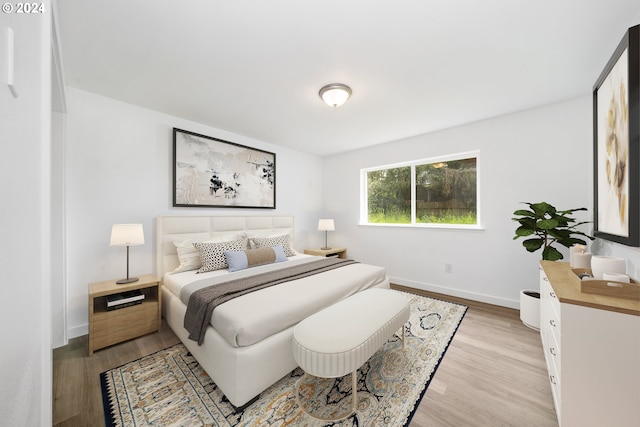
173,128 -> 276,208
592,24 -> 639,247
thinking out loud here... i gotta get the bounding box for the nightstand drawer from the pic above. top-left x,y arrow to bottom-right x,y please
92,303 -> 159,349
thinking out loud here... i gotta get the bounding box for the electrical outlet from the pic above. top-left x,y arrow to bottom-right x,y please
445,263 -> 453,273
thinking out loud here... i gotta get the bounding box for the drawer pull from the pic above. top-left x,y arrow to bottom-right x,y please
549,347 -> 557,356
549,292 -> 556,298
549,319 -> 557,327
543,277 -> 549,282
550,375 -> 557,385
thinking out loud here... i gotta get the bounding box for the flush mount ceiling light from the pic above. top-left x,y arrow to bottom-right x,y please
319,83 -> 352,108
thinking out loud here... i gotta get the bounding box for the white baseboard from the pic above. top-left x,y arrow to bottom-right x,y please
390,276 -> 520,310
67,324 -> 88,340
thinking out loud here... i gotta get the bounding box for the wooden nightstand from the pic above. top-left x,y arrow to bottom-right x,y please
88,274 -> 161,356
304,247 -> 347,259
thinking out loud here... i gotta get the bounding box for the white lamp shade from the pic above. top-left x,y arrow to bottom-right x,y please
318,219 -> 335,231
110,224 -> 145,246
319,84 -> 352,108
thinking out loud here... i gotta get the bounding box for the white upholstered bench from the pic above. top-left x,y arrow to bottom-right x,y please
292,288 -> 410,421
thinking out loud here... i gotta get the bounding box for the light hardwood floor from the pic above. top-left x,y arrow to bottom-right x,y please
398,286 -> 558,427
53,323 -> 181,426
53,286 -> 558,426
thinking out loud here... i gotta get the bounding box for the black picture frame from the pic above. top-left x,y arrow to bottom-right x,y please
173,128 -> 276,209
592,24 -> 639,247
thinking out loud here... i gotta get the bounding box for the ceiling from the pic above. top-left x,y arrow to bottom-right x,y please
55,0 -> 639,157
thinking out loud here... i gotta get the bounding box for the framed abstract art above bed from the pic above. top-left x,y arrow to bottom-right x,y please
173,128 -> 276,209
593,24 -> 640,247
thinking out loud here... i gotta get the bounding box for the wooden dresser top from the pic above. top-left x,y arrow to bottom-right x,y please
541,261 -> 640,316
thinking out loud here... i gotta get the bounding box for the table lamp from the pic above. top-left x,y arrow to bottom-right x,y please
110,224 -> 144,284
318,219 -> 335,250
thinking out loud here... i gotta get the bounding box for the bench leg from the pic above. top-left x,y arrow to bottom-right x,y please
352,369 -> 357,412
295,371 -> 358,422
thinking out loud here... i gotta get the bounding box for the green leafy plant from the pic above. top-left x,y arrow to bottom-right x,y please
512,202 -> 594,261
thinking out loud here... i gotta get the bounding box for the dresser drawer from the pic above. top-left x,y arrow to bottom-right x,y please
541,299 -> 560,340
540,270 -> 560,321
541,275 -> 560,331
541,317 -> 562,418
548,362 -> 561,420
540,266 -> 562,418
541,319 -> 561,373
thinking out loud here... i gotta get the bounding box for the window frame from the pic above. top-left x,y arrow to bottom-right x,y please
360,150 -> 482,229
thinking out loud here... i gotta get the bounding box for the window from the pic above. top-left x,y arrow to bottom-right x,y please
366,166 -> 412,224
362,151 -> 480,227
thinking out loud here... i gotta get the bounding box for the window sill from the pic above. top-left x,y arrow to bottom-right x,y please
358,222 -> 485,231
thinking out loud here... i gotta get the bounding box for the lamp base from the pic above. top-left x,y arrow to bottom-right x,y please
320,247 -> 332,250
116,277 -> 139,285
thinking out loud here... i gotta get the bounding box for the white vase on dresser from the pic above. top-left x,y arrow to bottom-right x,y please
539,261 -> 640,427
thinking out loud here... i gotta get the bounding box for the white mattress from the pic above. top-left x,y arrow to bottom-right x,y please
163,255 -> 387,348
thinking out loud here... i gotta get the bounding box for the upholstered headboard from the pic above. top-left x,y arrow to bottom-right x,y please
156,215 -> 295,279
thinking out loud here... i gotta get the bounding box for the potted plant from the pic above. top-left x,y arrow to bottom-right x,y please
512,202 -> 594,330
512,201 -> 594,261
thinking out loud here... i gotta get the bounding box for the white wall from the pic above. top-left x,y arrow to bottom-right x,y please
319,15 -> 640,307
65,88 -> 323,338
51,0 -> 68,349
323,96 -> 600,308
0,7 -> 52,427
51,110 -> 66,348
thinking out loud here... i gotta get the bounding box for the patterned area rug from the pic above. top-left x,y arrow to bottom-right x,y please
101,291 -> 467,426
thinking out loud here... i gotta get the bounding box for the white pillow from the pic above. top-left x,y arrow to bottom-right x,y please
251,234 -> 296,257
171,233 -> 241,273
247,229 -> 292,239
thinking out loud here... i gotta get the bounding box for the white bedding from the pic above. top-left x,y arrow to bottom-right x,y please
156,215 -> 391,407
165,255 -> 387,348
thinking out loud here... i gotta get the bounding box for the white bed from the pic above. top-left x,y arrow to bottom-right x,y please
156,215 -> 390,407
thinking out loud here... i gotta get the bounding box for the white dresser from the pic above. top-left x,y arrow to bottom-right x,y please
539,261 -> 640,427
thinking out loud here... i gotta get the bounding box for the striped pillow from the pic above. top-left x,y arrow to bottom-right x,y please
224,245 -> 287,272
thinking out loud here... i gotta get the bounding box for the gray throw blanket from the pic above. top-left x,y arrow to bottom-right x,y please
184,257 -> 357,345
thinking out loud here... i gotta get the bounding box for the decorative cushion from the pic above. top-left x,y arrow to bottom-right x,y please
171,233 -> 241,273
194,238 -> 249,273
251,234 -> 295,257
224,245 -> 287,272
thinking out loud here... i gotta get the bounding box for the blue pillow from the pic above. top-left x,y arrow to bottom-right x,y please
224,244 -> 287,272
